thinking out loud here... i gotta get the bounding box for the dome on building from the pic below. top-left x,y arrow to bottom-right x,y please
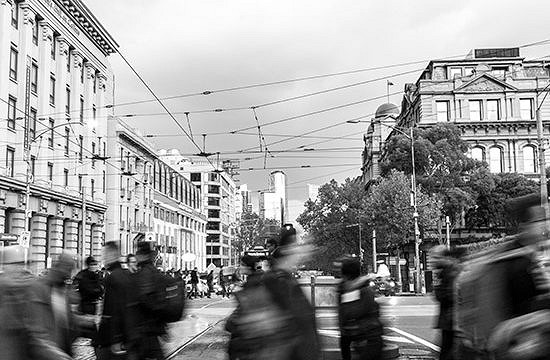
375,103 -> 400,118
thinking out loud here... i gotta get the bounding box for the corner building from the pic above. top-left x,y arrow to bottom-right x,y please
0,0 -> 117,270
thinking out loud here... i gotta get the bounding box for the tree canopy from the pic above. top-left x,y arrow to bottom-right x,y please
234,212 -> 279,255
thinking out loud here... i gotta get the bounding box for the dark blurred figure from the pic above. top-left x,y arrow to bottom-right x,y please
188,267 -> 199,299
206,270 -> 214,298
430,245 -> 459,360
0,246 -> 73,360
97,242 -> 138,359
134,241 -> 167,360
30,252 -> 77,358
263,224 -> 320,360
74,256 -> 103,315
127,254 -> 138,274
338,257 -> 383,360
219,266 -> 228,298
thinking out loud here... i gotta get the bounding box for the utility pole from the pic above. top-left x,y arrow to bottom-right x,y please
535,93 -> 550,222
372,228 -> 376,273
81,185 -> 86,269
411,127 -> 422,294
23,56 -> 32,232
445,216 -> 451,250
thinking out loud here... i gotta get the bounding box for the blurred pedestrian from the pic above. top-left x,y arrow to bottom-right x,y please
74,256 -> 103,315
431,245 -> 459,360
206,270 -> 214,298
127,254 -> 138,274
0,245 -> 72,360
97,242 -> 138,359
338,256 -> 383,360
30,252 -> 78,358
219,266 -> 228,298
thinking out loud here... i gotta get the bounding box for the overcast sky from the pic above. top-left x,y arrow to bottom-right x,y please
87,0 -> 550,223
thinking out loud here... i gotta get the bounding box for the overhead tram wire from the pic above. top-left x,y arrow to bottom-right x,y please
35,38 -> 550,119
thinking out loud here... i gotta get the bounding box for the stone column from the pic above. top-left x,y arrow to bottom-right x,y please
63,219 -> 79,253
30,213 -> 47,269
48,216 -> 65,259
0,206 -> 6,233
10,209 -> 26,235
91,224 -> 103,259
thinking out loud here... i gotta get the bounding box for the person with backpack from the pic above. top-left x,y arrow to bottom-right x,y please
134,241 -> 185,360
338,256 -> 384,360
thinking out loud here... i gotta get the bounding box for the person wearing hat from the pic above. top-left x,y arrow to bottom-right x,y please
0,245 -> 72,360
74,256 -> 104,315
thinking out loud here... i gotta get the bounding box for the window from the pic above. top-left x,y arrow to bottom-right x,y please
51,36 -> 56,60
91,142 -> 96,168
93,73 -> 97,93
64,127 -> 70,156
9,46 -> 18,81
79,96 -> 84,123
78,175 -> 82,193
487,100 -> 500,120
190,173 -> 201,181
209,173 -> 219,181
66,49 -> 70,72
491,67 -> 507,78
47,163 -> 53,181
63,169 -> 69,186
29,108 -> 37,141
523,146 -> 537,173
508,98 -> 514,118
91,179 -> 95,200
207,234 -> 220,243
92,105 -> 96,122
80,61 -> 85,83
78,135 -> 83,162
449,67 -> 462,79
208,185 -> 220,194
208,209 -> 220,218
32,17 -> 38,45
49,75 -> 55,105
102,170 -> 106,193
6,147 -> 14,177
436,101 -> 449,122
30,156 -> 36,177
471,147 -> 484,162
489,147 -> 503,173
208,197 -> 220,206
520,98 -> 534,120
65,86 -> 70,114
11,2 -> 18,28
47,119 -> 54,148
30,60 -> 38,94
469,100 -> 482,121
7,96 -> 16,130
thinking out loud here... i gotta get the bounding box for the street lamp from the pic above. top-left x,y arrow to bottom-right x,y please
348,119 -> 422,293
345,223 -> 365,268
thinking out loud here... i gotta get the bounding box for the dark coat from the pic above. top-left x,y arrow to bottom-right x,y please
190,270 -> 199,284
74,269 -> 103,314
263,269 -> 321,360
0,269 -> 73,360
434,264 -> 458,330
135,261 -> 167,336
97,262 -> 139,347
29,277 -> 76,357
338,276 -> 383,338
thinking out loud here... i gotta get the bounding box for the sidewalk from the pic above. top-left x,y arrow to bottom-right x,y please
73,314 -> 210,360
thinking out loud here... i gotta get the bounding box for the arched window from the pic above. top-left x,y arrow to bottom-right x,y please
471,147 -> 485,162
523,145 -> 537,173
489,147 -> 504,173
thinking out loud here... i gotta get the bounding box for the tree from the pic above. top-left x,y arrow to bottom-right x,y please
297,179 -> 369,272
365,170 -> 442,251
380,123 -> 485,226
234,212 -> 279,256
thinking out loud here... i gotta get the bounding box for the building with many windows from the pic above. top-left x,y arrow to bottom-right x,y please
105,125 -> 207,270
160,150 -> 238,268
363,48 -> 550,186
259,170 -> 287,224
0,0 -> 117,270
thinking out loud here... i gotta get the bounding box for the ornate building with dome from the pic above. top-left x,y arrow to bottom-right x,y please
362,47 -> 550,187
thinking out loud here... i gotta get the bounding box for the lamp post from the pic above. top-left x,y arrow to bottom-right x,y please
348,119 -> 422,293
535,83 -> 550,225
346,223 -> 363,269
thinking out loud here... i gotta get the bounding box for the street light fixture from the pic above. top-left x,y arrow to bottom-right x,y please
349,119 -> 422,293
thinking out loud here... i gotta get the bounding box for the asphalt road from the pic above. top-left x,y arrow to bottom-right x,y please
172,294 -> 441,359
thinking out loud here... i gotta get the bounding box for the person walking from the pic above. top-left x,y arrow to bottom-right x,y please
74,256 -> 103,315
189,267 -> 199,299
0,245 -> 73,360
206,270 -> 214,298
219,266 -> 228,298
97,242 -> 138,360
30,252 -> 78,358
338,256 -> 383,360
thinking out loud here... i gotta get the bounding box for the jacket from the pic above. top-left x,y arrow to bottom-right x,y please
97,261 -> 139,346
135,261 -> 167,336
0,268 -> 72,360
29,276 -> 76,357
263,269 -> 321,360
434,263 -> 458,330
338,276 -> 383,338
74,269 -> 103,314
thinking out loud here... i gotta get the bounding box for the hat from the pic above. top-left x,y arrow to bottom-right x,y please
136,241 -> 155,256
0,245 -> 27,264
85,256 -> 98,266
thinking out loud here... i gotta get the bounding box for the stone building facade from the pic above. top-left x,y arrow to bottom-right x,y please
0,0 -> 117,270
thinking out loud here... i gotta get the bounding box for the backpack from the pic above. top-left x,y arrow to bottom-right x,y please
227,278 -> 297,360
151,271 -> 186,323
